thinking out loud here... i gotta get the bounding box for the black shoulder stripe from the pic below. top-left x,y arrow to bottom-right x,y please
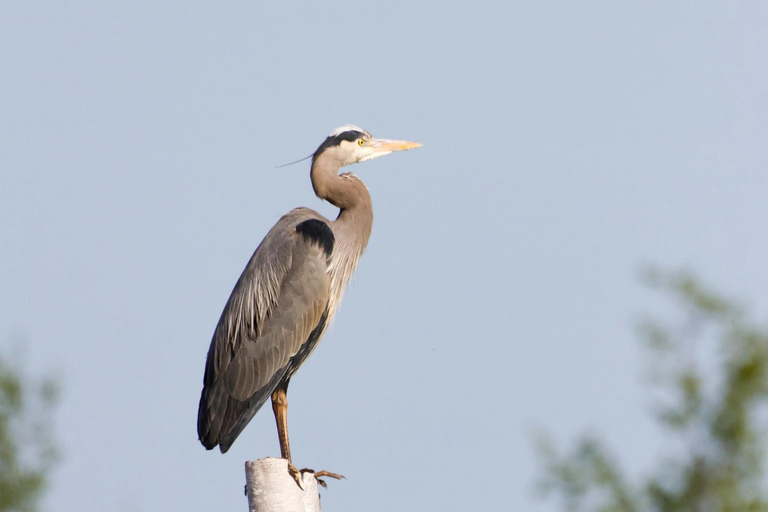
295,219 -> 334,256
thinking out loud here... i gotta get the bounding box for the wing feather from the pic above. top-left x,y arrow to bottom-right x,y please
197,209 -> 333,451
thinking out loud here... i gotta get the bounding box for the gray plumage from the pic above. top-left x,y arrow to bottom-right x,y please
197,125 -> 421,455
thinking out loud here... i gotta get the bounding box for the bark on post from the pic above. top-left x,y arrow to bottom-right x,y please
245,458 -> 322,512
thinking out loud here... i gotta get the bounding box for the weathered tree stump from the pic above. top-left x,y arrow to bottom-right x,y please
245,458 -> 322,512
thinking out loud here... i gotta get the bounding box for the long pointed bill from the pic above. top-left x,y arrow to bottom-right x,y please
370,138 -> 423,153
362,138 -> 422,162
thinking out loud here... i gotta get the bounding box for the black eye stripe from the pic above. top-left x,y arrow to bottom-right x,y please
313,130 -> 365,160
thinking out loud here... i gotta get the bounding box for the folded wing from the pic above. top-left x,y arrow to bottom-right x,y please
197,209 -> 334,452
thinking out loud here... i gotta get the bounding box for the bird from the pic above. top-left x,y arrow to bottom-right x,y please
197,125 -> 422,472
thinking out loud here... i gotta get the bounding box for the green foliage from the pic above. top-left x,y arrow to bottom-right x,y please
0,349 -> 58,512
536,268 -> 768,512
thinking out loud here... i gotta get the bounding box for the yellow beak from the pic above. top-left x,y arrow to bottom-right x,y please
369,138 -> 423,152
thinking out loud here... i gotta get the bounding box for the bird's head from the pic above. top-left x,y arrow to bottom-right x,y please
312,125 -> 422,167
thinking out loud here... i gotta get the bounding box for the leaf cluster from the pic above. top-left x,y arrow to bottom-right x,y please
537,268 -> 768,512
0,350 -> 58,512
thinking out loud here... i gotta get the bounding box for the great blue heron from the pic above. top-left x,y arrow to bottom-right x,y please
197,125 -> 421,473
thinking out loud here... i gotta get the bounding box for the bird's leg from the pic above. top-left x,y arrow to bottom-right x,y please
271,382 -> 303,487
271,382 -> 344,489
271,383 -> 292,462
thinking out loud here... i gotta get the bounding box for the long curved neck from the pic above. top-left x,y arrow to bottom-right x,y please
310,150 -> 373,315
311,149 -> 373,243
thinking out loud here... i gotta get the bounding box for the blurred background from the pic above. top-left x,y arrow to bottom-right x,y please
1,2 -> 767,511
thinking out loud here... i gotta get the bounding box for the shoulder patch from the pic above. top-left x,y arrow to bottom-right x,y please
295,219 -> 335,256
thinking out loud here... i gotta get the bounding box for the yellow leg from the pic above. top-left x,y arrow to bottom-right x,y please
271,382 -> 292,462
271,380 -> 344,489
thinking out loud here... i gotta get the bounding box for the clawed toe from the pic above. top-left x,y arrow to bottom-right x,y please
299,468 -> 345,488
287,462 -> 304,490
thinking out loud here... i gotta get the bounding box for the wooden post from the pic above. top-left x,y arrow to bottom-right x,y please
245,458 -> 322,512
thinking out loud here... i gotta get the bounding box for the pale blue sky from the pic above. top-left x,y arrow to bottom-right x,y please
2,2 -> 767,511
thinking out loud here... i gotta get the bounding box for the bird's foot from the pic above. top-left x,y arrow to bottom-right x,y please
287,461 -> 345,489
287,462 -> 304,489
300,468 -> 345,489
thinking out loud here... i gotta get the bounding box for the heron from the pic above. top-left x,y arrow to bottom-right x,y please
197,125 -> 421,478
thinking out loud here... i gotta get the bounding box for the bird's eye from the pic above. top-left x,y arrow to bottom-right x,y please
357,138 -> 365,146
